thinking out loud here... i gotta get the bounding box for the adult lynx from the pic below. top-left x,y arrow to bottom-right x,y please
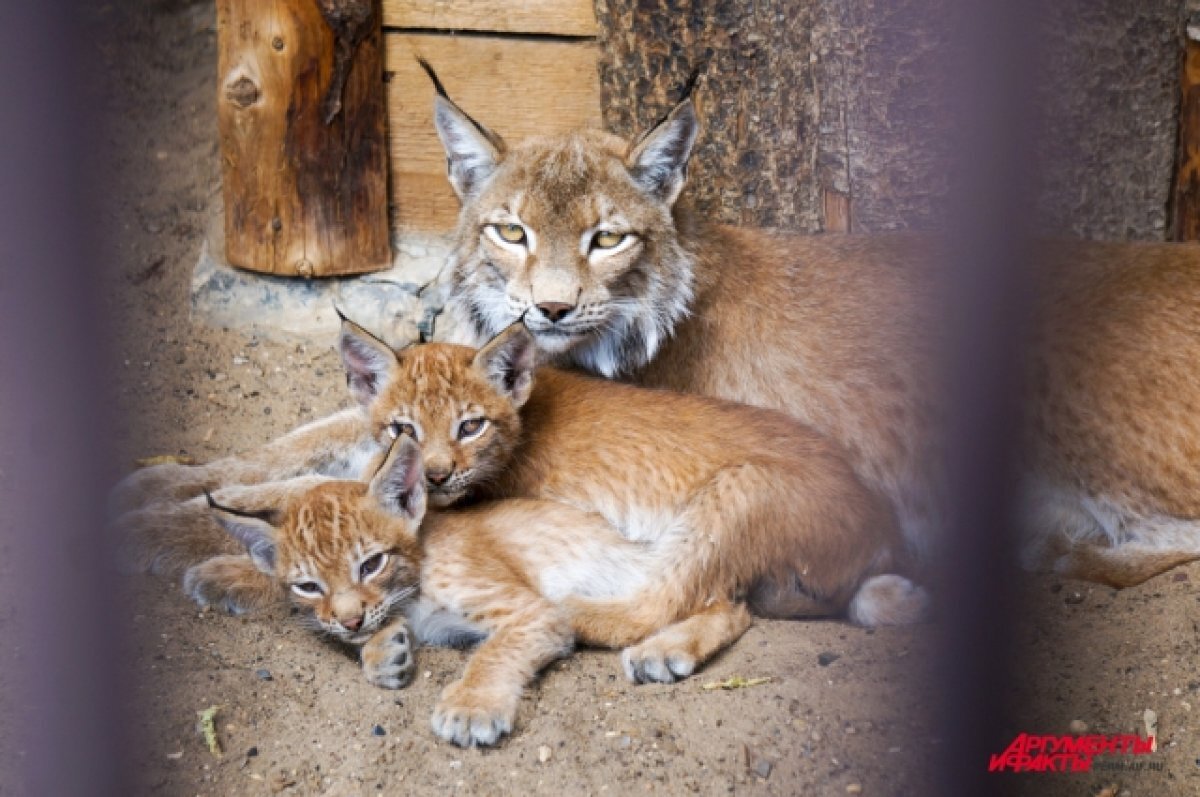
425,63 -> 943,565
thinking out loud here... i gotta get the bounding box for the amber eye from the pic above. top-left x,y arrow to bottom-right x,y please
591,230 -> 626,250
292,581 -> 323,598
457,418 -> 487,440
359,552 -> 387,581
387,421 -> 416,440
493,223 -> 527,245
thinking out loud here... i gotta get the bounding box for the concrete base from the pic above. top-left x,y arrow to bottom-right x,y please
190,209 -> 457,349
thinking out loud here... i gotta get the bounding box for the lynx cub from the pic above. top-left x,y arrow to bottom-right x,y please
197,469 -> 423,691
193,326 -> 926,745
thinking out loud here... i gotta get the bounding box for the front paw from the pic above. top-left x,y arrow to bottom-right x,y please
621,640 -> 697,685
430,680 -> 517,747
183,556 -> 278,615
361,623 -> 415,690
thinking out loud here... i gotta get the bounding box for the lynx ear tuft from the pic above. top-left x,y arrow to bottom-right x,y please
205,491 -> 280,574
472,321 -> 537,408
420,58 -> 506,201
337,312 -> 398,408
627,92 -> 700,206
369,435 -> 427,525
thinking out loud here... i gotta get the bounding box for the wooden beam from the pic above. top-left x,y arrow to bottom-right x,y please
382,0 -> 597,37
217,0 -> 391,277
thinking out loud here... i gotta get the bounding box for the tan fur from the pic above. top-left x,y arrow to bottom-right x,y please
1020,241 -> 1200,586
350,322 -> 922,628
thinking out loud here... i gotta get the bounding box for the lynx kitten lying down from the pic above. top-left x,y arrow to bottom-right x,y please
164,319 -> 928,746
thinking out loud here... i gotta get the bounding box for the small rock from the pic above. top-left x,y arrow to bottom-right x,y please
1174,572 -> 1189,582
1064,591 -> 1084,605
537,744 -> 553,763
618,735 -> 633,750
372,725 -> 386,737
817,652 -> 840,667
1069,719 -> 1088,734
846,784 -> 863,795
254,668 -> 273,681
1049,582 -> 1063,593
752,758 -> 773,779
246,746 -> 259,757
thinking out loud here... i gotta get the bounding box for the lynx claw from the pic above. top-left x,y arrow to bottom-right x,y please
430,681 -> 516,747
621,644 -> 697,685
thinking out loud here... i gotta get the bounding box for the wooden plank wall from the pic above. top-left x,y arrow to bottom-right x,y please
381,2 -> 603,232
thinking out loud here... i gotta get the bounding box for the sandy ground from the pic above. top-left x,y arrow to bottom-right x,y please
71,2 -> 1200,796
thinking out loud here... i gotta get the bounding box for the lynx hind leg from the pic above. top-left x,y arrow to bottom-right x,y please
108,460 -> 218,518
113,476 -> 330,578
360,618 -> 416,690
622,599 -> 752,685
1054,543 -> 1200,590
183,555 -> 282,615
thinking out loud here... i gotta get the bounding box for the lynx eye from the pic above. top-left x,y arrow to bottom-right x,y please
591,230 -> 626,250
291,581 -> 323,598
457,418 -> 488,441
359,552 -> 388,581
491,223 -> 527,245
387,421 -> 416,440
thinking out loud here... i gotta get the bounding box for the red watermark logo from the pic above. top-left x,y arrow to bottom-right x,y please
988,733 -> 1156,773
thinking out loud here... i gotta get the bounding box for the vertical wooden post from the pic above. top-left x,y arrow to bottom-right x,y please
1173,19 -> 1200,241
216,0 -> 391,277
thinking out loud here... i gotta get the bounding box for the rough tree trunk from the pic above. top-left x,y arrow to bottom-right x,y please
217,0 -> 390,277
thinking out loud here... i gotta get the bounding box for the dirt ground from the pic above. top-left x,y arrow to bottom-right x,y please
82,2 -> 1200,796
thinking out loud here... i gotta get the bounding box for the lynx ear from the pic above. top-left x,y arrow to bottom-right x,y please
205,492 -> 280,575
627,97 -> 699,206
369,435 -> 426,524
337,309 -> 398,408
472,321 -> 536,408
419,58 -> 505,201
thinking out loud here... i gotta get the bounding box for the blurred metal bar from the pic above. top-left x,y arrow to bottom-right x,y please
932,0 -> 1037,793
0,2 -> 128,794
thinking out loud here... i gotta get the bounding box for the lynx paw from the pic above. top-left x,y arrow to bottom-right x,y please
621,641 -> 697,684
361,624 -> 415,690
430,680 -> 517,747
183,557 -> 278,615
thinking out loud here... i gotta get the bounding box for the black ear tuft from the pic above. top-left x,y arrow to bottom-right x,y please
416,56 -> 449,98
626,68 -> 703,206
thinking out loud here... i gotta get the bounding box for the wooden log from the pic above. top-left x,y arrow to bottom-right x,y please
1173,22 -> 1200,241
217,0 -> 391,277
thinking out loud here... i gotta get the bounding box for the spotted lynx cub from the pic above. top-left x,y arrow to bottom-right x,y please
188,319 -> 927,746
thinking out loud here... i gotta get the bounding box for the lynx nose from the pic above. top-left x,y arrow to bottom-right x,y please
427,467 -> 453,486
341,614 -> 363,631
535,302 -> 575,324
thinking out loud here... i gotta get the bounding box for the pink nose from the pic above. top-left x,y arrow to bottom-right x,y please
341,615 -> 363,631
